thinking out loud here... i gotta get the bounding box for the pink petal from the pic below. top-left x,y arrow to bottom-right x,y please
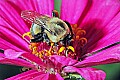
64,66 -> 106,80
60,0 -> 88,24
36,0 -> 54,16
74,44 -> 120,67
0,1 -> 29,34
55,73 -> 64,80
48,73 -> 64,80
0,38 -> 24,51
0,57 -> 34,68
0,51 -> 5,57
7,0 -> 54,16
80,0 -> 120,26
79,0 -> 120,52
50,55 -> 77,66
87,12 -> 120,52
5,70 -> 45,80
21,53 -> 47,68
32,73 -> 49,80
4,49 -> 25,59
0,26 -> 29,52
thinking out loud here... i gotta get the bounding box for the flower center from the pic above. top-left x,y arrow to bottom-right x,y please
22,24 -> 87,74
23,24 -> 87,59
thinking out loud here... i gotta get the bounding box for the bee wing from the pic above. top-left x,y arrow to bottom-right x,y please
21,10 -> 41,23
21,10 -> 53,34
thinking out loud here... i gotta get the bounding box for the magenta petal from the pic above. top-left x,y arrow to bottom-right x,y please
0,57 -> 34,68
48,73 -> 64,80
37,0 -> 54,16
0,1 -> 29,34
80,0 -> 120,26
50,55 -> 77,66
4,49 -> 24,59
60,0 -> 88,24
64,66 -> 106,80
0,26 -> 29,51
5,70 -> 44,80
8,0 -> 54,16
79,0 -> 120,52
87,12 -> 120,52
32,73 -> 49,80
55,73 -> 64,80
21,53 -> 46,67
74,44 -> 120,67
0,38 -> 24,51
0,53 -> 4,57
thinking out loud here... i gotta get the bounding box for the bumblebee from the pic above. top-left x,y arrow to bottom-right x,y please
21,10 -> 73,46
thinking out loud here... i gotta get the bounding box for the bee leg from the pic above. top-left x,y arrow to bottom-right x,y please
66,34 -> 73,46
30,37 -> 43,42
43,33 -> 51,45
33,33 -> 43,39
62,34 -> 72,46
66,34 -> 75,52
53,42 -> 59,46
60,34 -> 74,55
30,33 -> 44,42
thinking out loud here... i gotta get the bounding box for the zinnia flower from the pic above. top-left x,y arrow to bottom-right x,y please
0,0 -> 120,80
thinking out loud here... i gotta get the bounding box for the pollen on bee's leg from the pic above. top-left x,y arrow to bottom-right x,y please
58,46 -> 65,54
22,32 -> 32,39
67,46 -> 75,52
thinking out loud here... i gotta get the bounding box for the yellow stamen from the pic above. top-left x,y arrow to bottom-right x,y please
67,46 -> 75,52
76,36 -> 80,40
79,38 -> 87,46
38,52 -> 43,58
73,24 -> 78,28
45,50 -> 52,56
35,52 -> 39,56
32,47 -> 38,54
71,24 -> 78,28
39,53 -> 43,58
22,32 -> 32,39
29,43 -> 39,50
76,29 -> 86,36
71,24 -> 78,32
47,42 -> 54,56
